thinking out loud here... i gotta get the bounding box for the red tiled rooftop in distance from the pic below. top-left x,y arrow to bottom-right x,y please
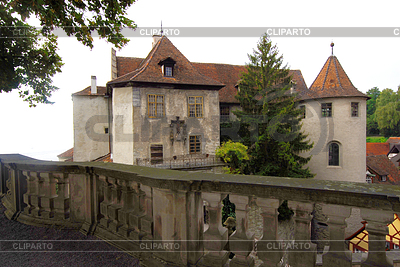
387,137 -> 400,144
57,148 -> 73,158
366,143 -> 390,156
366,155 -> 400,185
72,86 -> 107,96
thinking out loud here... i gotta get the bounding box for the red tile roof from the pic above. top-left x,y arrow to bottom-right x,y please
57,148 -> 73,159
72,86 -> 107,96
92,153 -> 113,163
113,52 -> 309,104
387,137 -> 400,144
366,143 -> 390,156
304,56 -> 368,100
109,36 -> 224,89
366,155 -> 400,185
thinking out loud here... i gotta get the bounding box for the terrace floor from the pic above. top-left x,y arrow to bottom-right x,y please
0,199 -> 140,267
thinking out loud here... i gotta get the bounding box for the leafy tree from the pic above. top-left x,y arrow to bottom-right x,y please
1,0 -> 136,106
375,87 -> 400,137
216,141 -> 249,174
366,87 -> 381,135
234,34 -> 314,178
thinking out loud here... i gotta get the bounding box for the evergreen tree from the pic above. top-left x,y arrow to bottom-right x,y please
234,34 -> 314,178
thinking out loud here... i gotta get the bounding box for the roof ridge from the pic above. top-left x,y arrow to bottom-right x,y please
321,56 -> 331,91
332,56 -> 344,90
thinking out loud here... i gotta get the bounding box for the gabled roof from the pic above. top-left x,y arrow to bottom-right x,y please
305,56 -> 368,100
366,155 -> 400,185
109,36 -> 224,89
366,143 -> 390,156
72,86 -> 107,96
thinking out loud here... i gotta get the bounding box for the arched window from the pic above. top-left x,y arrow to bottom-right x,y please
328,142 -> 339,166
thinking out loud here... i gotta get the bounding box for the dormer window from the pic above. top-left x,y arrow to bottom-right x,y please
159,57 -> 176,77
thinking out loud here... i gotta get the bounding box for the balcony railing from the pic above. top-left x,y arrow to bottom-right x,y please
1,154 -> 400,266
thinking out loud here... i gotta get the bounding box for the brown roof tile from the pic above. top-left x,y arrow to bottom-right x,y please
109,36 -> 224,89
366,143 -> 390,156
72,86 -> 107,96
57,148 -> 73,158
366,155 -> 400,185
387,137 -> 400,144
305,56 -> 368,100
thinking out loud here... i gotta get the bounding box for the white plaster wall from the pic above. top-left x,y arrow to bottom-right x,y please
73,96 -> 109,162
300,97 -> 367,183
112,87 -> 134,164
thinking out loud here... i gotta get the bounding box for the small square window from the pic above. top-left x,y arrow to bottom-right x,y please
381,175 -> 387,182
188,96 -> 203,118
321,103 -> 332,117
351,102 -> 359,117
164,66 -> 173,77
104,127 -> 109,134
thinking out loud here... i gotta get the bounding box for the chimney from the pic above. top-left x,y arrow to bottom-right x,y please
91,76 -> 97,94
111,48 -> 117,80
152,35 -> 162,48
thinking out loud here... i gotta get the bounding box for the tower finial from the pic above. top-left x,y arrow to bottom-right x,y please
160,21 -> 163,36
330,41 -> 334,55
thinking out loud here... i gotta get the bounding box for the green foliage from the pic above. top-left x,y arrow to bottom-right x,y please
234,34 -> 314,178
366,87 -> 381,135
366,136 -> 388,143
216,141 -> 249,174
1,0 -> 136,106
375,87 -> 400,137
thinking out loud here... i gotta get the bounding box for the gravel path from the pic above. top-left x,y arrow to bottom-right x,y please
0,199 -> 140,267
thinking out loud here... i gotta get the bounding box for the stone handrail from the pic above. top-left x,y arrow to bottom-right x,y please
1,154 -> 400,266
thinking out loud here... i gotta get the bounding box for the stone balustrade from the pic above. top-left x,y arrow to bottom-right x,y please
1,154 -> 400,266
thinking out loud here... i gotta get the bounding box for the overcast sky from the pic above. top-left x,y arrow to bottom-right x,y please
1,0 -> 399,161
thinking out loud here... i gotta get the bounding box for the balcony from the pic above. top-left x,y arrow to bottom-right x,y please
1,154 -> 400,266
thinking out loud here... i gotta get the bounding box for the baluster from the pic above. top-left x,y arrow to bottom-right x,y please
129,182 -> 146,240
99,175 -> 112,228
30,172 -> 44,217
140,184 -> 153,241
229,194 -> 254,267
360,209 -> 393,267
200,192 -> 229,267
22,171 -> 36,215
255,198 -> 282,267
321,204 -> 352,267
117,179 -> 135,237
108,177 -> 122,232
52,173 -> 70,220
288,201 -> 317,267
39,173 -> 56,218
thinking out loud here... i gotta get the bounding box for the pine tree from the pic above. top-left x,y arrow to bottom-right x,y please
234,34 -> 314,178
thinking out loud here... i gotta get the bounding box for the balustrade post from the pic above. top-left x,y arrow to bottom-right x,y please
229,194 -> 254,267
39,173 -> 57,218
288,201 -> 317,267
321,204 -> 352,267
99,175 -> 113,228
255,198 -> 282,267
200,192 -> 229,267
52,173 -> 70,220
117,180 -> 135,238
23,171 -> 36,215
128,182 -> 146,241
29,172 -> 44,217
360,209 -> 393,267
107,177 -> 122,232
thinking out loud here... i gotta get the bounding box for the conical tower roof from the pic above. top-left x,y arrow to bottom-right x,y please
307,55 -> 367,99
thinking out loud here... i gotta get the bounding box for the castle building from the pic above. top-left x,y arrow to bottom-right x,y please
66,37 -> 368,182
